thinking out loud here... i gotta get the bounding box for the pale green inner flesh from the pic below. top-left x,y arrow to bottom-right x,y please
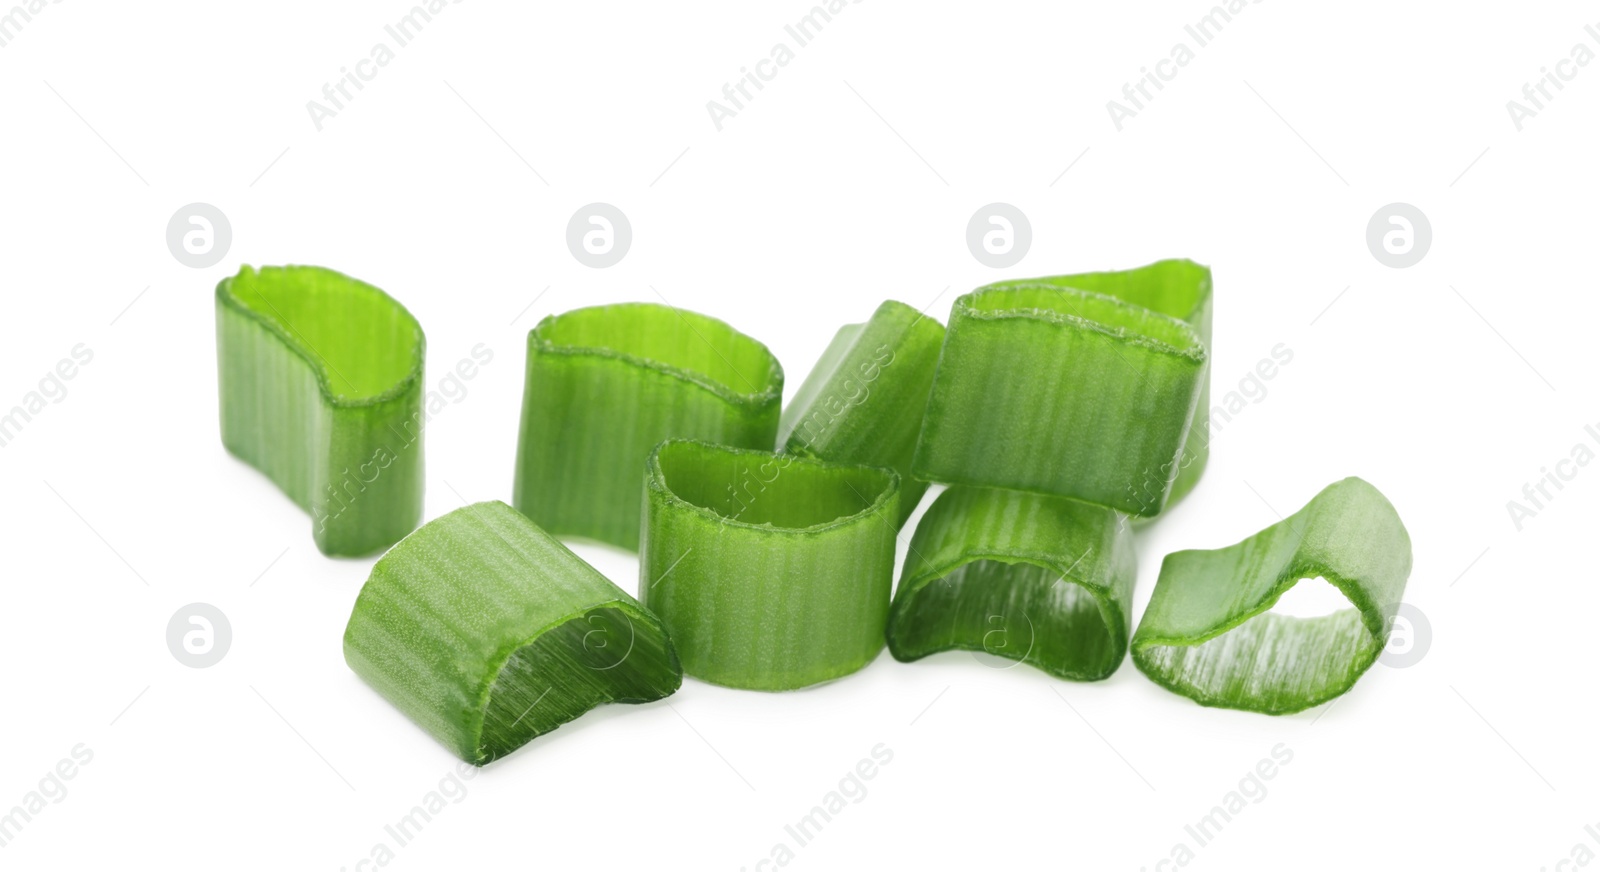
540,304 -> 777,398
656,443 -> 885,529
966,286 -> 1201,353
227,267 -> 419,400
478,606 -> 676,764
897,560 -> 1118,677
1139,604 -> 1381,709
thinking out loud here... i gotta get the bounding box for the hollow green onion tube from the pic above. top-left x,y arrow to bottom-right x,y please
216,265 -> 425,556
777,300 -> 944,526
512,303 -> 782,551
344,501 -> 682,765
639,440 -> 899,691
886,487 -> 1136,680
990,260 -> 1213,507
913,260 -> 1211,516
1131,477 -> 1412,715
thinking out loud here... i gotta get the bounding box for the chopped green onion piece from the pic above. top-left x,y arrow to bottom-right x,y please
886,486 -> 1136,680
1131,477 -> 1412,715
216,265 -> 425,556
513,303 -> 783,550
343,501 -> 681,764
989,260 -> 1214,507
912,275 -> 1207,516
640,439 -> 899,691
777,300 -> 945,526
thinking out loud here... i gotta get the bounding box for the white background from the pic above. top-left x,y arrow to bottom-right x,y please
2,1 -> 1595,869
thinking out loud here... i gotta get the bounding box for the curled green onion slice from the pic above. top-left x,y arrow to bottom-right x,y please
639,439 -> 899,691
886,487 -> 1136,680
216,265 -> 425,556
1131,477 -> 1412,715
343,501 -> 681,765
777,300 -> 945,526
912,275 -> 1207,517
512,303 -> 782,551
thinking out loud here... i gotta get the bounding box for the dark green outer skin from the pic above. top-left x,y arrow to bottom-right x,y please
639,440 -> 899,691
1131,477 -> 1412,715
886,486 -> 1137,681
778,300 -> 945,528
343,501 -> 681,764
512,304 -> 782,551
216,265 -> 425,556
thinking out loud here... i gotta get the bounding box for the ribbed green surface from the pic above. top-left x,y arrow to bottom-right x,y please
343,501 -> 681,764
777,300 -> 944,527
912,281 -> 1207,516
513,303 -> 782,551
886,487 -> 1136,681
216,265 -> 425,556
989,260 -> 1213,508
639,440 -> 899,691
1131,477 -> 1412,715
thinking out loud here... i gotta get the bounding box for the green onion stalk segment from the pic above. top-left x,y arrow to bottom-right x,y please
639,439 -> 899,691
887,486 -> 1136,680
512,303 -> 782,551
344,500 -> 682,764
1131,477 -> 1412,715
216,264 -> 425,556
778,299 -> 945,527
913,260 -> 1213,517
